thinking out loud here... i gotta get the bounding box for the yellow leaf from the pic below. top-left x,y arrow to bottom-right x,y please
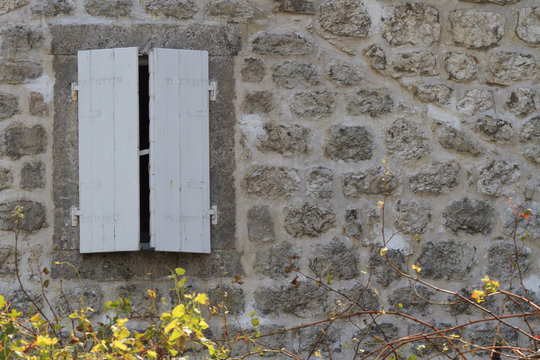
172,304 -> 185,318
36,335 -> 58,347
0,295 -> 5,309
194,293 -> 209,305
147,350 -> 157,359
412,264 -> 421,273
379,247 -> 388,256
112,340 -> 128,351
147,289 -> 156,299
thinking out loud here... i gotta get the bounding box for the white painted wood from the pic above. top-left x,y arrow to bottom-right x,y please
78,47 -> 140,253
150,48 -> 211,253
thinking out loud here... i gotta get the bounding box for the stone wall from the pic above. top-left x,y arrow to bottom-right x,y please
0,0 -> 539,357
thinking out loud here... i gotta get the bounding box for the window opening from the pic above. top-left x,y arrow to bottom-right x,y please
139,56 -> 151,247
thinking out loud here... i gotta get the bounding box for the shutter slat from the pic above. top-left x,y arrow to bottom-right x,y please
78,47 -> 140,253
150,48 -> 210,253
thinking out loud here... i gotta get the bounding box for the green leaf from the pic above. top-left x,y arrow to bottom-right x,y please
43,280 -> 49,288
407,354 -> 418,360
251,317 -> 260,326
175,268 -> 186,276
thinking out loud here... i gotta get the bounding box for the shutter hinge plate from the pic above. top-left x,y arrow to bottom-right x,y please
209,81 -> 217,102
70,206 -> 81,226
209,205 -> 218,225
71,82 -> 79,102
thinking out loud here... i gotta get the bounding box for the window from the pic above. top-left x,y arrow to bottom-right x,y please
72,47 -> 215,254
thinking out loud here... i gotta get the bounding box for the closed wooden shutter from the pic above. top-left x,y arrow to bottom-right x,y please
77,47 -> 140,253
149,48 -> 211,253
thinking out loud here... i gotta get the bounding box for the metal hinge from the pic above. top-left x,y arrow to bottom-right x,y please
209,81 -> 217,102
70,206 -> 81,226
71,82 -> 79,102
208,205 -> 218,225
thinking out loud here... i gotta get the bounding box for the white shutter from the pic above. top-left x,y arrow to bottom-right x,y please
78,47 -> 140,253
149,48 -> 211,253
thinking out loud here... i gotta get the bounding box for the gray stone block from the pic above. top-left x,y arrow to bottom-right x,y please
432,121 -> 481,156
487,241 -> 530,280
0,200 -> 47,233
388,285 -> 434,315
249,31 -> 316,55
273,0 -> 314,14
369,246 -> 405,287
393,200 -> 431,234
309,237 -> 358,280
241,57 -> 265,83
0,27 -> 43,59
339,285 -> 380,312
0,0 -> 30,15
449,10 -> 505,49
460,0 -> 520,4
242,91 -> 274,114
520,116 -> 540,143
456,88 -> 494,116
324,125 -> 373,162
1,124 -> 47,159
502,202 -> 540,240
445,53 -> 478,81
506,88 -> 537,117
271,61 -> 320,89
354,323 -> 399,352
284,202 -> 335,238
0,246 -> 16,276
257,122 -> 310,156
326,60 -> 362,86
346,89 -> 394,117
474,116 -> 513,142
21,160 -> 45,189
409,83 -> 453,105
206,0 -> 263,23
253,282 -> 327,316
31,0 -> 74,16
208,286 -> 244,315
0,167 -> 12,190
344,209 -> 363,240
471,160 -> 520,196
416,240 -> 472,280
247,205 -> 275,243
84,0 -> 133,17
29,92 -> 48,117
409,161 -> 460,194
290,89 -> 336,119
306,166 -> 333,199
390,51 -> 437,77
342,168 -> 399,197
524,145 -> 540,164
144,0 -> 197,19
56,286 -> 104,318
364,44 -> 387,71
385,118 -> 429,162
442,198 -> 494,234
0,61 -> 42,84
293,325 -> 341,354
318,0 -> 371,37
11,290 -> 43,313
0,92 -> 18,119
242,166 -> 299,198
253,241 -> 300,279
516,7 -> 540,44
488,51 -> 538,83
381,3 -> 440,46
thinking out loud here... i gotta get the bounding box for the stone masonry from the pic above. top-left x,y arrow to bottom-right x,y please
0,0 -> 539,358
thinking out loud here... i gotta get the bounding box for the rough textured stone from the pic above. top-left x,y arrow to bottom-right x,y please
206,0 -> 262,23
273,0 -> 314,14
456,88 -> 494,115
144,0 -> 197,18
1,124 -> 47,159
272,61 -> 320,89
346,89 -> 394,116
340,285 -> 380,312
355,323 -> 399,352
520,116 -> 540,143
506,88 -> 537,117
284,202 -> 335,238
385,118 -> 429,161
487,242 -> 530,280
324,125 -> 373,162
417,240 -> 472,280
21,160 -> 45,189
364,44 -> 386,71
31,0 -> 74,16
247,205 -> 275,242
84,0 -> 133,17
432,121 -> 481,156
409,161 -> 460,194
306,166 -> 333,199
442,198 -> 494,234
516,7 -> 540,44
293,326 -> 341,354
242,91 -> 273,114
506,289 -> 539,315
257,123 -> 310,156
241,58 -> 265,83
344,209 -> 363,240
309,238 -> 358,280
446,288 -> 497,315
0,200 -> 47,233
0,0 -> 30,15
381,3 -> 440,46
369,247 -> 405,287
326,60 -> 362,86
445,53 -> 478,81
0,61 -> 42,84
389,285 -> 434,314
318,0 -> 371,37
56,286 -> 103,318
249,31 -> 316,56
0,246 -> 16,276
474,116 -> 513,142
460,0 -> 520,4
0,93 -> 18,119
409,83 -> 453,105
0,27 -> 44,57
254,241 -> 300,279
468,324 -> 519,357
502,202 -> 540,240
242,166 -> 299,198
343,168 -> 399,197
28,92 -> 48,117
290,89 -> 336,119
393,200 -> 431,234
488,51 -> 538,83
449,10 -> 505,49
390,51 -> 437,77
254,282 -> 327,316
0,168 -> 12,190
11,290 -> 43,313
208,286 -> 244,315
524,145 -> 540,164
